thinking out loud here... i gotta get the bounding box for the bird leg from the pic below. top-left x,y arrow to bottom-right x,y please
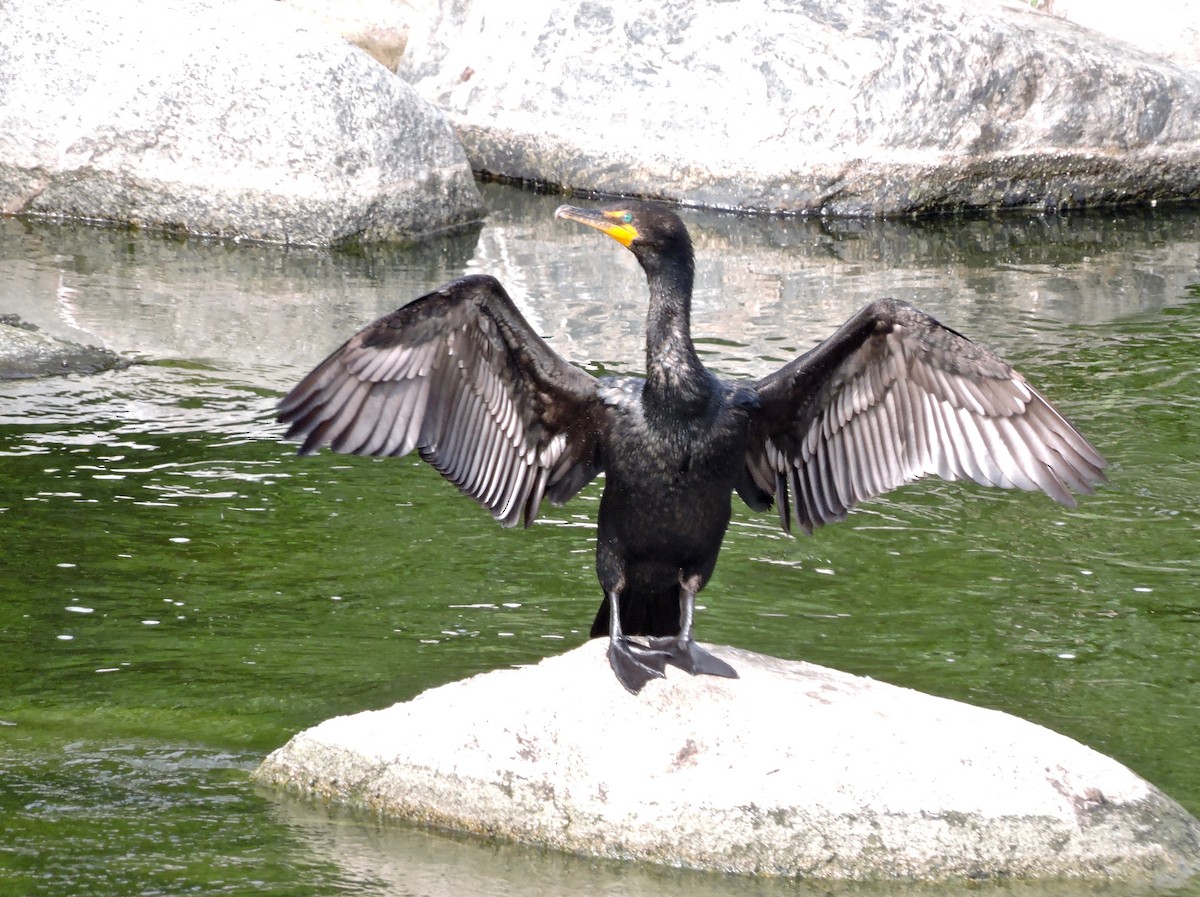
605,590 -> 669,694
649,574 -> 738,680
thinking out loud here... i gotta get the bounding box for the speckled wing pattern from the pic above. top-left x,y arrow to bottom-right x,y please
278,274 -> 603,528
746,298 -> 1107,535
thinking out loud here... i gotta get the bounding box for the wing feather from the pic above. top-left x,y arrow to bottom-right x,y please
394,372 -> 433,457
747,297 -> 1106,533
279,274 -> 604,528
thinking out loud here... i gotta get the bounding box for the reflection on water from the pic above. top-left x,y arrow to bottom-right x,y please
1,186 -> 1199,897
274,796 -> 1188,897
3,188 -> 1199,384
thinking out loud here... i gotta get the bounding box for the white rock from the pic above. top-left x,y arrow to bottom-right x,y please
280,0 -> 413,71
1009,0 -> 1200,74
0,0 -> 482,245
397,0 -> 1200,215
256,640 -> 1200,881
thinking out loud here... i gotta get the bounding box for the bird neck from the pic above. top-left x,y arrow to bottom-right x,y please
642,252 -> 710,413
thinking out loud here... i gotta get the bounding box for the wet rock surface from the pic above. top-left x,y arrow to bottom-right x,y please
0,315 -> 128,380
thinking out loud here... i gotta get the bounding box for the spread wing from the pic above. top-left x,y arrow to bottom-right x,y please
744,298 -> 1107,534
278,274 -> 604,528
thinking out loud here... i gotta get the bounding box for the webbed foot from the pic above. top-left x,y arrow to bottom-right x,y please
607,637 -> 669,694
647,637 -> 739,680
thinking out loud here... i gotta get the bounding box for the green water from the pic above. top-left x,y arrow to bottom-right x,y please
1,186 -> 1198,896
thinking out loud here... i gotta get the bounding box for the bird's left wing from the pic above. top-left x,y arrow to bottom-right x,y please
278,274 -> 604,528
743,298 -> 1107,534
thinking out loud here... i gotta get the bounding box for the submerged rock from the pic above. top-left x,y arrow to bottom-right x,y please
255,640 -> 1200,883
399,0 -> 1200,215
0,316 -> 128,379
0,0 -> 483,245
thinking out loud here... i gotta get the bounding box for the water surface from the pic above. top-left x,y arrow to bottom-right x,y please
1,186 -> 1198,896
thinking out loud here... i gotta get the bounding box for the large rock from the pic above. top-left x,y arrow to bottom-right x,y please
0,0 -> 483,245
398,0 -> 1200,215
255,641 -> 1200,882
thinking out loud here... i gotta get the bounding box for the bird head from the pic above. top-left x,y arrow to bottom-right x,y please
555,202 -> 692,269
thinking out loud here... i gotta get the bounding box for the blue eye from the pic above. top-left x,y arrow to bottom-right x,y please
622,212 -> 633,223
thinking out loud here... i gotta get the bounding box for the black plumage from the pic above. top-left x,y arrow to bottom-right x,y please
278,202 -> 1107,694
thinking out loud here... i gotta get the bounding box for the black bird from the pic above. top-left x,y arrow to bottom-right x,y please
278,202 -> 1106,694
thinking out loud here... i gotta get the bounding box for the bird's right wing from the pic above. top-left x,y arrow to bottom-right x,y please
278,274 -> 605,528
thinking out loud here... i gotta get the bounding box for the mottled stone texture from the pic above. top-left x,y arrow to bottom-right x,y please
0,0 -> 483,245
256,640 -> 1200,883
0,317 -> 127,379
399,0 -> 1200,214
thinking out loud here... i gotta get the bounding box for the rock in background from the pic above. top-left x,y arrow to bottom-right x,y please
1027,0 -> 1200,73
0,0 -> 483,245
4,0 -> 1197,236
396,0 -> 1200,215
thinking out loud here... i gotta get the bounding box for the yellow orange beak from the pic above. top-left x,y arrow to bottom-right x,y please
554,204 -> 638,248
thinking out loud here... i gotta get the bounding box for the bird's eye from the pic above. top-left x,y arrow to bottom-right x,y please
621,212 -> 633,223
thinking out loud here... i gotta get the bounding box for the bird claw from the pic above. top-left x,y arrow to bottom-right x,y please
647,636 -> 739,680
607,637 -> 669,694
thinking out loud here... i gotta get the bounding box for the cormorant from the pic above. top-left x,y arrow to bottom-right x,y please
278,202 -> 1106,694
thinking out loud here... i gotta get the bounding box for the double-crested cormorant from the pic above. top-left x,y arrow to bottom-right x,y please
278,202 -> 1106,694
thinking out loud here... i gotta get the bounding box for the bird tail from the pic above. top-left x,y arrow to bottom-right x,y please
588,586 -> 681,639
